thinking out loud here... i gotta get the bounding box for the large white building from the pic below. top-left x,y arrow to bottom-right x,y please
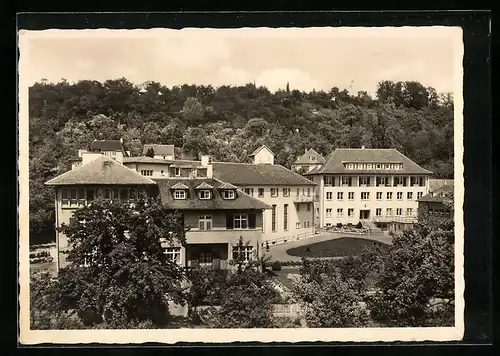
303,147 -> 432,233
123,145 -> 317,244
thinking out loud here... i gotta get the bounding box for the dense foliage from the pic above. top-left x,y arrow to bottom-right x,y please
47,198 -> 188,328
29,78 -> 454,243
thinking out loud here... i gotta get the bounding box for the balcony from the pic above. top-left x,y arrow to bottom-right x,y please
373,215 -> 418,224
293,194 -> 315,203
186,228 -> 262,244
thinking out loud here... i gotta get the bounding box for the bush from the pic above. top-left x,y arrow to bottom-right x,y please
336,223 -> 343,228
356,221 -> 363,229
271,261 -> 282,271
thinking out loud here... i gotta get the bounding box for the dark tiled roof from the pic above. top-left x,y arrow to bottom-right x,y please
218,182 -> 238,189
212,162 -> 316,186
418,184 -> 454,203
305,148 -> 432,175
171,183 -> 189,190
294,148 -> 325,165
122,156 -> 202,166
155,178 -> 271,210
249,145 -> 275,157
195,182 -> 214,189
143,144 -> 175,156
45,156 -> 156,186
89,140 -> 123,152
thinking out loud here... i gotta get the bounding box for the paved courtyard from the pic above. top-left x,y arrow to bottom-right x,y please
263,231 -> 392,262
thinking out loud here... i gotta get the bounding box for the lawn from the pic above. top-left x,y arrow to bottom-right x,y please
286,237 -> 389,258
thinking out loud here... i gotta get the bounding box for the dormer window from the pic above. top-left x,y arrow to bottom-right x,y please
199,190 -> 211,200
174,190 -> 186,200
376,164 -> 382,169
348,163 -> 354,169
174,168 -> 181,176
223,190 -> 235,199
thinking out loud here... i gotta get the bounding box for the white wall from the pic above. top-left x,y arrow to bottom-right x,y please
253,148 -> 274,165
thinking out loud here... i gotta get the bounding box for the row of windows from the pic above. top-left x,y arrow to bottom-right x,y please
140,167 -> 208,178
324,176 -> 426,187
343,162 -> 404,170
428,208 -> 452,217
271,204 -> 312,232
326,191 -> 424,201
173,189 -> 235,200
61,188 -> 143,207
243,187 -> 312,198
196,214 -> 255,230
325,207 -> 415,217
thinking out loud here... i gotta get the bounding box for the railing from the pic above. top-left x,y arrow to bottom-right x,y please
373,216 -> 418,224
262,231 -> 317,248
293,194 -> 315,203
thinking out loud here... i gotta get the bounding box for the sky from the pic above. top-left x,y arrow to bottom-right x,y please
22,27 -> 462,95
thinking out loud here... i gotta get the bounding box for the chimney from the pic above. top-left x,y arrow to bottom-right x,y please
304,148 -> 307,154
120,138 -> 123,144
361,145 -> 365,149
201,155 -> 210,167
201,155 -> 213,179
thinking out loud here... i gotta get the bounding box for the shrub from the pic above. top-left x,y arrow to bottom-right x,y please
356,221 -> 363,229
271,261 -> 282,271
336,223 -> 343,228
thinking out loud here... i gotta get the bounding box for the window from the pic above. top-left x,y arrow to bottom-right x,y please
341,176 -> 352,186
174,190 -> 186,199
376,208 -> 382,216
234,214 -> 249,229
232,245 -> 254,262
348,208 -> 354,217
283,188 -> 290,197
386,208 -> 393,216
359,176 -> 369,186
326,208 -> 332,217
397,192 -> 403,200
376,164 -> 382,169
199,190 -> 211,199
357,163 -> 363,169
406,208 -> 414,216
284,204 -> 289,231
160,170 -> 164,175
270,188 -> 278,197
61,188 -> 86,207
119,188 -> 128,202
376,192 -> 383,200
307,203 -> 311,211
407,192 -> 413,200
271,205 -> 277,232
417,192 -> 423,199
385,164 -> 390,169
325,223 -> 332,227
324,176 -> 334,187
376,176 -> 390,187
307,188 -> 311,197
174,168 -> 181,176
396,208 -> 402,216
367,164 -> 373,169
199,215 -> 212,230
429,208 -> 434,216
296,222 -> 301,229
223,190 -> 235,199
244,188 -> 254,196
337,192 -> 344,200
348,163 -> 354,169
326,192 -> 333,200
394,176 -> 407,186
361,192 -> 370,200
296,204 -> 300,212
386,192 -> 393,200
258,188 -> 265,198
419,177 -> 425,187
141,170 -> 153,176
164,247 -> 181,264
348,192 -> 355,200
337,208 -> 344,217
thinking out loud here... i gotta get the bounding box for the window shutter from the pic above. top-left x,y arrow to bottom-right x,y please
226,213 -> 234,229
248,213 -> 256,229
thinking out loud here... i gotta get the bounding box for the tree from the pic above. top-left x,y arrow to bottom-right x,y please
367,219 -> 454,326
293,259 -> 370,327
145,147 -> 155,157
181,97 -> 205,125
182,126 -> 211,160
55,197 -> 188,327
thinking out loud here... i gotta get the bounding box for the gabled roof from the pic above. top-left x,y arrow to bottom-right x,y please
89,140 -> 123,152
195,182 -> 214,189
143,144 -> 175,156
418,184 -> 454,203
171,183 -> 189,190
122,156 -> 202,167
249,145 -> 275,157
218,182 -> 238,190
305,148 -> 432,175
294,148 -> 325,165
212,162 -> 316,186
155,178 -> 271,210
45,156 -> 156,186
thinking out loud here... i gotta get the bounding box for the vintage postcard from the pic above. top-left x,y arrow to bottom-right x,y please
18,25 -> 464,344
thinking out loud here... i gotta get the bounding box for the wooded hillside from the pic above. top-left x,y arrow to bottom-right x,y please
28,78 -> 454,243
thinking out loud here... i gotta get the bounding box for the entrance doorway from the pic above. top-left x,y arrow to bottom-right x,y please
359,210 -> 370,220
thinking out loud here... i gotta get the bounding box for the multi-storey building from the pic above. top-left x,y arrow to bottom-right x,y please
304,147 -> 432,233
291,148 -> 325,174
417,182 -> 454,220
123,145 -> 317,244
69,138 -> 130,170
45,151 -> 269,273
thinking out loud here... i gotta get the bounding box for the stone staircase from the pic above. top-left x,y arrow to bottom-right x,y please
360,219 -> 383,234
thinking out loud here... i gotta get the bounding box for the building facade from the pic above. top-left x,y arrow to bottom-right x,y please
305,148 -> 432,233
143,144 -> 175,160
417,182 -> 454,220
291,148 -> 325,174
45,153 -> 269,273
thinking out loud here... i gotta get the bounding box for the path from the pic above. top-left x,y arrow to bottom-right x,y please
263,231 -> 392,262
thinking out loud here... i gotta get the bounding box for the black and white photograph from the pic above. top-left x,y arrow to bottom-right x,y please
18,24 -> 464,344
